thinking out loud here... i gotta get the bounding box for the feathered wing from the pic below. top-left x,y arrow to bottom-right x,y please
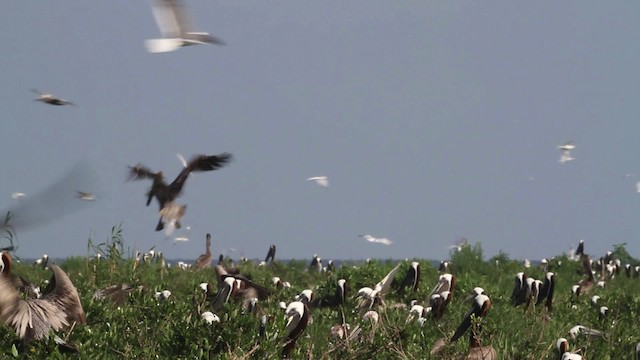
0,267 -> 83,342
128,165 -> 158,181
41,265 -> 86,325
151,0 -> 191,37
128,165 -> 164,207
169,153 -> 233,192
375,263 -> 402,296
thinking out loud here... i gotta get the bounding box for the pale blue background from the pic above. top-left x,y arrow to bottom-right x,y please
1,2 -> 638,262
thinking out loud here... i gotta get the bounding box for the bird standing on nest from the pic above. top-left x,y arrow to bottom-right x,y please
128,153 -> 232,231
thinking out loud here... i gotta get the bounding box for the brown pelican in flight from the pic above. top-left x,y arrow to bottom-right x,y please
145,0 -> 225,53
128,152 -> 232,231
31,89 -> 74,106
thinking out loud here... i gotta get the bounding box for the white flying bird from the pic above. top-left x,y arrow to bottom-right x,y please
359,234 -> 393,246
558,142 -> 575,164
10,192 -> 25,201
307,176 -> 329,188
635,181 -> 640,193
75,191 -> 97,201
146,0 -> 225,53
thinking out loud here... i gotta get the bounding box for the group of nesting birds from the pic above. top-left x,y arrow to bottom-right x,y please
2,233 -> 640,358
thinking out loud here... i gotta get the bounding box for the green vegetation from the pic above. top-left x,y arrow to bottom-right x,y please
1,228 -> 640,359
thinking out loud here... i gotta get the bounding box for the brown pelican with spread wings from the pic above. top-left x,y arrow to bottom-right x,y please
128,153 -> 232,231
0,261 -> 85,352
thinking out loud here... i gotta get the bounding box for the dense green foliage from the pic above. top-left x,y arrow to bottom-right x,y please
1,231 -> 640,359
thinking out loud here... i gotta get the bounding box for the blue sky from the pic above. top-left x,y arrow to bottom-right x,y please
1,2 -> 639,262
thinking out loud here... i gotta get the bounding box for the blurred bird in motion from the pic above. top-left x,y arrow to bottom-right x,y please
128,152 -> 232,231
145,0 -> 225,53
558,142 -> 575,164
0,161 -> 99,234
307,176 -> 329,188
359,234 -> 393,246
31,89 -> 74,106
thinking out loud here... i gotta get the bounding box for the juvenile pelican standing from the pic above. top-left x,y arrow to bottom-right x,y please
195,233 -> 213,269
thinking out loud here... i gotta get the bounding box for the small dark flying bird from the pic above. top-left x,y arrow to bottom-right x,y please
128,153 -> 232,231
31,89 -> 75,106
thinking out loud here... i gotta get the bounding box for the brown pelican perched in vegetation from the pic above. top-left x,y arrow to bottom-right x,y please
0,264 -> 85,350
432,294 -> 496,359
536,272 -> 556,312
439,260 -> 451,273
575,240 -> 585,258
318,279 -> 347,307
295,289 -> 315,306
430,291 -> 452,320
210,273 -> 271,312
127,152 -> 232,231
453,294 -> 496,359
264,245 -> 276,263
309,255 -> 322,272
428,273 -> 456,299
145,0 -> 225,53
635,342 -> 640,360
282,301 -> 309,358
557,338 -> 584,359
575,257 -> 595,295
195,233 -> 213,269
31,89 -> 74,106
510,272 -> 528,306
399,262 -> 420,293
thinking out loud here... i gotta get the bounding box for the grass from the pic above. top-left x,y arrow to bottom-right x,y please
1,228 -> 639,359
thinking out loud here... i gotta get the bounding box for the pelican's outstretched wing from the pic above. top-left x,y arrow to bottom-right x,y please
169,153 -> 232,189
127,165 -> 157,181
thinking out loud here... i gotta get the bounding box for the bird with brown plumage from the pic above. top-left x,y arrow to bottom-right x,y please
0,261 -> 85,352
128,152 -> 232,231
195,233 -> 213,269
